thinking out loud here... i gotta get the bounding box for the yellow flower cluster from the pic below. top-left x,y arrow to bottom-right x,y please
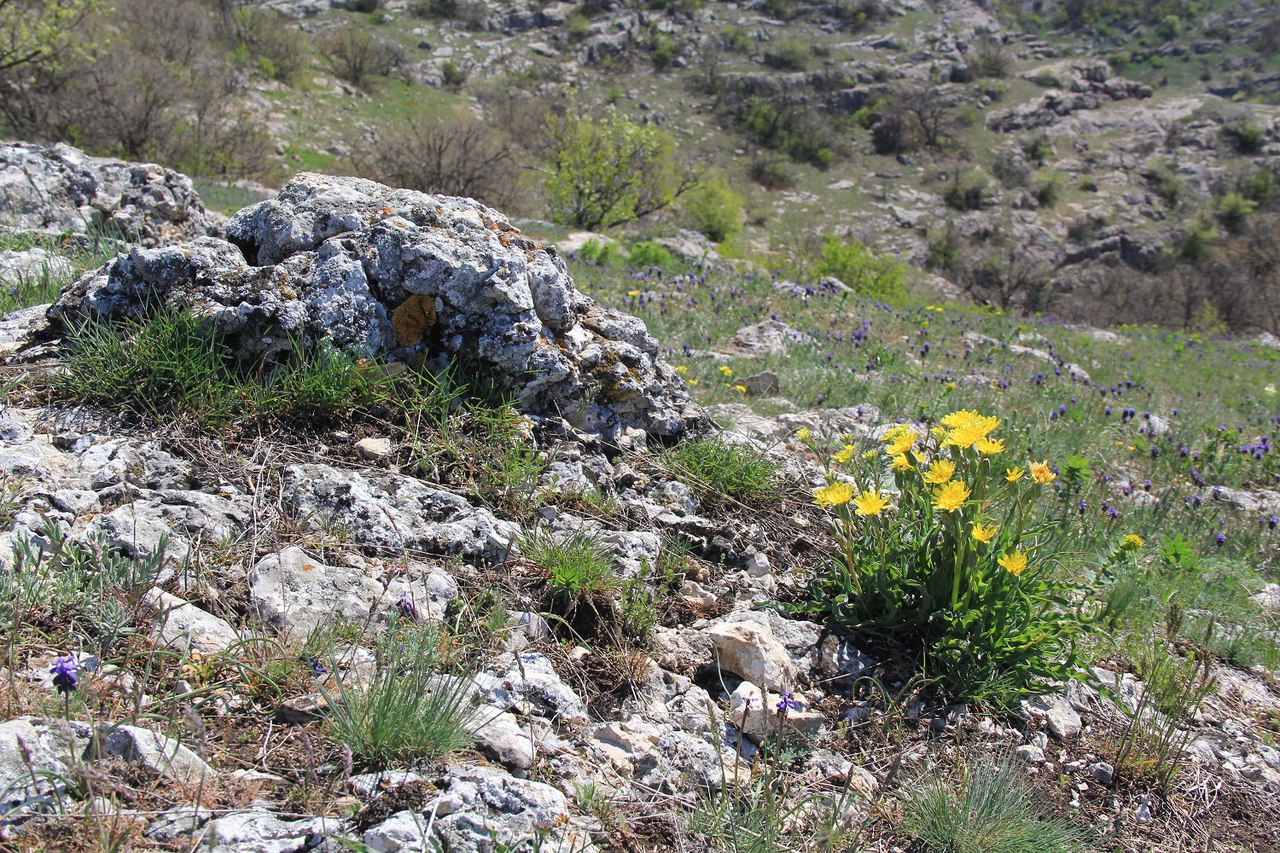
933,479 -> 970,512
882,424 -> 917,456
940,409 -> 1002,451
813,482 -> 855,508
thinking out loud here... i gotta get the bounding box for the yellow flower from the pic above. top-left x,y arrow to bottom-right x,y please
940,410 -> 1001,449
813,482 -> 855,508
832,445 -> 856,464
941,409 -> 983,429
675,365 -> 688,374
853,490 -> 891,516
1030,460 -> 1057,485
733,384 -> 747,394
971,522 -> 998,544
861,450 -> 879,461
923,459 -> 956,485
933,480 -> 971,512
999,551 -> 1029,576
1005,466 -> 1025,482
890,454 -> 912,472
796,428 -> 811,443
627,289 -> 641,296
1121,534 -> 1145,551
719,365 -> 733,377
974,437 -> 1005,455
882,424 -> 917,456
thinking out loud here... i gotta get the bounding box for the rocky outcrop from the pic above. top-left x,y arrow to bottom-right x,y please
986,61 -> 1152,132
49,173 -> 709,443
0,142 -> 221,247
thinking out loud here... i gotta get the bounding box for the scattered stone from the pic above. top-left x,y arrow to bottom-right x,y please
1089,761 -> 1115,785
470,709 -> 536,774
142,587 -> 240,654
248,546 -> 385,640
1015,744 -> 1046,764
705,618 -> 796,692
355,436 -> 393,461
100,724 -> 216,784
0,141 -> 221,246
743,370 -> 781,397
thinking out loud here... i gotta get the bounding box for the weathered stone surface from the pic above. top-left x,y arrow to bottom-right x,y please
51,173 -> 708,442
198,809 -> 339,853
705,618 -> 796,693
0,717 -> 91,813
143,587 -> 240,654
248,546 -> 385,640
100,724 -> 216,784
0,142 -> 220,246
282,462 -> 519,563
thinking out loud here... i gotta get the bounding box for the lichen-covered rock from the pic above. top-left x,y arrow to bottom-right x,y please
49,173 -> 709,442
0,142 -> 220,246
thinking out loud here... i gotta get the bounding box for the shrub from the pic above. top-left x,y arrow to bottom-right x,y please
762,37 -> 810,70
1215,191 -> 1257,234
815,235 -> 906,299
323,623 -> 475,767
356,115 -> 517,209
664,438 -> 779,506
792,413 -> 1094,707
544,109 -> 691,230
317,26 -> 401,89
234,7 -> 308,84
1224,120 -> 1266,154
680,174 -> 744,243
944,171 -> 992,211
628,241 -> 676,269
1033,170 -> 1063,207
748,154 -> 795,190
905,757 -> 1090,853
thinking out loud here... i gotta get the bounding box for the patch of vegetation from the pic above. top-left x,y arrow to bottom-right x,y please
664,437 -> 780,507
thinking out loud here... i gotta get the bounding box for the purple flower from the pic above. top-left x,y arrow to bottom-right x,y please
398,590 -> 419,622
776,690 -> 798,713
1270,516 -> 1279,530
50,655 -> 78,695
1215,532 -> 1227,547
310,657 -> 327,678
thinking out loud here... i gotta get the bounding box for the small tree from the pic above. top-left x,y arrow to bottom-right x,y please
0,0 -> 101,73
543,110 -> 694,230
680,174 -> 743,243
358,116 -> 517,209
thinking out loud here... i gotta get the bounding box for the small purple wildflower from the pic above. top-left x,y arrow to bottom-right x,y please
398,590 -> 419,623
776,690 -> 799,713
1215,532 -> 1227,547
50,655 -> 78,695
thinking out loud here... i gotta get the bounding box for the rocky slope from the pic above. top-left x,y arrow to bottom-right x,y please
1,158 -> 1279,851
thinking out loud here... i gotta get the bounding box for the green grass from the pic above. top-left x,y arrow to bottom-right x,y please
904,757 -> 1091,853
322,623 -> 475,767
663,437 -> 780,507
0,230 -> 121,315
56,311 -> 396,426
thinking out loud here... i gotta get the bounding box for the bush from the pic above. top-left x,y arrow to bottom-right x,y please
317,26 -> 401,89
1033,170 -> 1063,207
664,438 -> 779,506
762,37 -> 810,70
234,7 -> 308,84
792,413 -> 1094,707
1215,191 -> 1257,234
544,109 -> 691,230
748,155 -> 796,190
628,241 -> 676,269
944,171 -> 991,211
815,235 -> 905,299
680,174 -> 744,243
905,757 -> 1090,853
357,115 -> 517,209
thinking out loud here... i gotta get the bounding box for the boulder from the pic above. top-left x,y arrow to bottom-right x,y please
50,173 -> 708,442
0,142 -> 220,246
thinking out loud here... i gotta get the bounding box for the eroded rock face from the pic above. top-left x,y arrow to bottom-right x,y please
49,172 -> 709,442
0,142 -> 221,246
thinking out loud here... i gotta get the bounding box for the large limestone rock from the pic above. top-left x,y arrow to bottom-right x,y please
49,173 -> 709,442
0,142 -> 220,246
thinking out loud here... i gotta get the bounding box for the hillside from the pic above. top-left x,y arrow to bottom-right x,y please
4,0 -> 1280,332
0,1 -> 1279,851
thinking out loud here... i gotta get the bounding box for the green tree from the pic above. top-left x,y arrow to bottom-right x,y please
544,110 -> 693,231
0,0 -> 100,73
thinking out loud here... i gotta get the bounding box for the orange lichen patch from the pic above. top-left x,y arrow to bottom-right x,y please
392,294 -> 436,346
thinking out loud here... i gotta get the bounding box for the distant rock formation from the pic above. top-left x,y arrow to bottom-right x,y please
49,172 -> 710,443
0,142 -> 222,247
